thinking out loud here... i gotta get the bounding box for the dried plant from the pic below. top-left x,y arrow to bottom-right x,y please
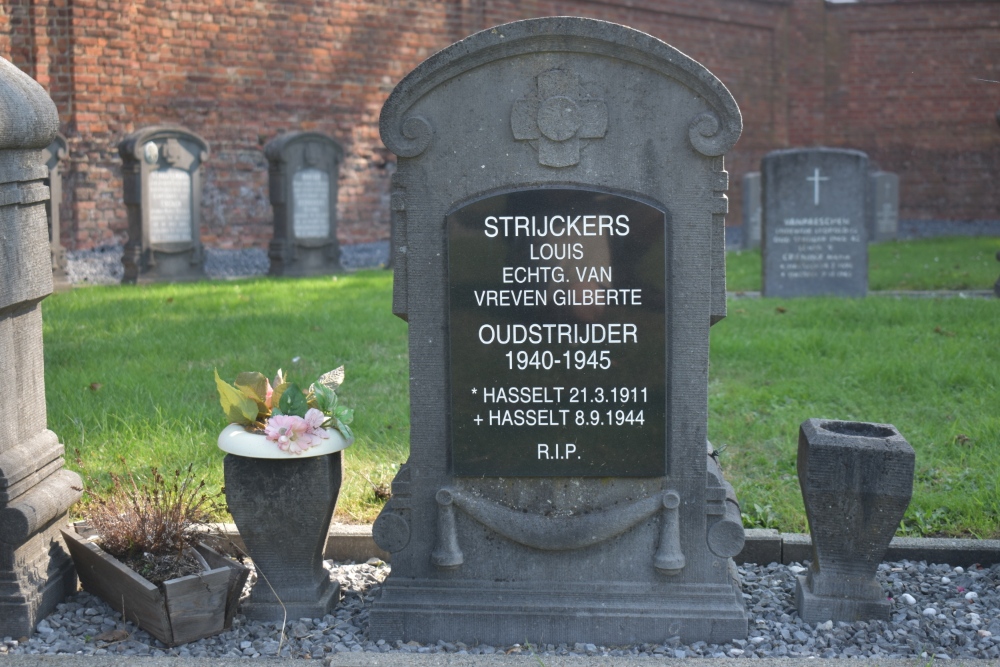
86,463 -> 221,564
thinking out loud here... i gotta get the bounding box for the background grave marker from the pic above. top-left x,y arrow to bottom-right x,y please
119,126 -> 209,283
762,147 -> 869,297
265,132 -> 345,276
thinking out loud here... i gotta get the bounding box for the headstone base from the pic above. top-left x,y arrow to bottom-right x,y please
0,522 -> 79,638
123,246 -> 205,284
795,575 -> 890,624
268,241 -> 341,277
239,582 -> 341,622
371,572 -> 747,645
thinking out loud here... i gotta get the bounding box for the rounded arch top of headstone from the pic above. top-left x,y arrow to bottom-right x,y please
264,131 -> 344,165
380,16 -> 742,159
118,125 -> 210,165
0,58 -> 59,150
764,146 -> 869,162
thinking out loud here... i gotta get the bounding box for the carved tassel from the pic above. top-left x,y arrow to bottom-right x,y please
431,488 -> 463,569
654,491 -> 685,574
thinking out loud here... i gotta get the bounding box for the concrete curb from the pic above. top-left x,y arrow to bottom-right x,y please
727,290 -> 996,299
202,524 -> 1000,568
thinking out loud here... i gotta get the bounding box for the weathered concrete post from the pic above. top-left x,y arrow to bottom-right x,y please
796,419 -> 914,623
0,57 -> 83,638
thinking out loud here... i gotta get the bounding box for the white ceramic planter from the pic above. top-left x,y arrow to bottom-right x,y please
217,423 -> 352,459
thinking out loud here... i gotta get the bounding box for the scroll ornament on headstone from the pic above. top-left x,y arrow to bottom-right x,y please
265,131 -> 344,276
371,16 -> 747,646
0,56 -> 83,638
119,126 -> 209,283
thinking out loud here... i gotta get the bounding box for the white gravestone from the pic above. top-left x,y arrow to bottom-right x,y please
868,171 -> 899,242
148,168 -> 193,243
292,168 -> 330,239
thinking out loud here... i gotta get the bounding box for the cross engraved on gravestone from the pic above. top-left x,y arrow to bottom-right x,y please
806,168 -> 829,206
511,69 -> 608,168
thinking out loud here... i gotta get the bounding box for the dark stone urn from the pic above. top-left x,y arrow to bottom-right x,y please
224,453 -> 343,620
796,419 -> 914,623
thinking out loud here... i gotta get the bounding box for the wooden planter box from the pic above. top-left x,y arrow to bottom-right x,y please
60,528 -> 249,647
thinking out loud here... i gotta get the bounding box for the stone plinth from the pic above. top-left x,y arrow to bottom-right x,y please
796,419 -> 914,624
0,56 -> 83,639
224,453 -> 342,621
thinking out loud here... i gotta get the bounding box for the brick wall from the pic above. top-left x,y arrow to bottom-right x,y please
1,0 -> 997,252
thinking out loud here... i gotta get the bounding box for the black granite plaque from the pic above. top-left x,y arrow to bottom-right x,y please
448,188 -> 667,477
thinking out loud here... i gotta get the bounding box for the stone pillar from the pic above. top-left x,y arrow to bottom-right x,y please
0,57 -> 83,639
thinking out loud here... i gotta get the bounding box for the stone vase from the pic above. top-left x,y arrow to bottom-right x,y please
796,419 -> 914,623
224,450 -> 343,621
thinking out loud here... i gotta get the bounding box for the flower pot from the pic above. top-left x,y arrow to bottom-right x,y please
60,528 -> 249,647
222,433 -> 344,621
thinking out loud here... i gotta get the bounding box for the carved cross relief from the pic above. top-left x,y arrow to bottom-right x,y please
511,69 -> 608,168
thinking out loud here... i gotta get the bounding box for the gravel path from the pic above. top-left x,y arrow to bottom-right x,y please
4,558 -> 999,660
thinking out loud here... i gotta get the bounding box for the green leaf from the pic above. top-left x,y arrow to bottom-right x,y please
270,382 -> 290,413
311,382 -> 337,414
335,405 -> 354,426
278,383 -> 309,418
214,369 -> 258,426
234,372 -> 269,403
334,419 -> 353,442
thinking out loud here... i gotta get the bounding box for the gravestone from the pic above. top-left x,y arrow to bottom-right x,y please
370,17 -> 748,646
0,57 -> 83,638
761,148 -> 869,297
742,171 -> 761,250
867,171 -> 899,242
265,132 -> 344,276
119,126 -> 209,283
796,419 -> 914,623
42,133 -> 68,283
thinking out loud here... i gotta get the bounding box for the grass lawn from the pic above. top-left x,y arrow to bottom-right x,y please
43,238 -> 1000,537
727,236 -> 1000,293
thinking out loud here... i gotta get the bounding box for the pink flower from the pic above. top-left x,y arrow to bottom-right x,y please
264,379 -> 274,409
264,413 -> 327,455
304,408 -> 329,433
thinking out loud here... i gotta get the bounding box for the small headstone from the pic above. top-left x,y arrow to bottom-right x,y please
796,419 -> 914,623
867,171 -> 899,242
761,148 -> 869,297
742,172 -> 761,249
0,56 -> 83,639
265,132 -> 344,276
119,126 -> 209,283
370,17 -> 747,646
42,133 -> 68,283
